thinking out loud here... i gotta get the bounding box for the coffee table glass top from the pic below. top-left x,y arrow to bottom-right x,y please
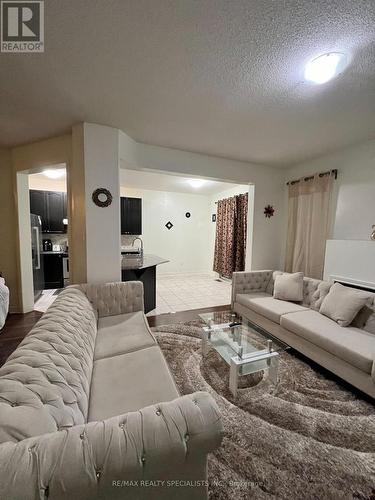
199,310 -> 288,365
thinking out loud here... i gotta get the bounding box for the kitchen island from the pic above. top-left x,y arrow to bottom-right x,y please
121,254 -> 168,313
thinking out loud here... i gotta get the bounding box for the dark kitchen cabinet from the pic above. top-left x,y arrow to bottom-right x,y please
46,191 -> 66,233
30,190 -> 48,232
121,197 -> 142,235
30,190 -> 67,233
43,253 -> 64,289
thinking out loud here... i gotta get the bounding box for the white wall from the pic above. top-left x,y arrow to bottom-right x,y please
284,139 -> 375,242
120,186 -> 212,274
28,176 -> 67,192
324,240 -> 375,288
84,123 -> 121,282
209,184 -> 254,273
119,131 -> 286,271
16,173 -> 34,312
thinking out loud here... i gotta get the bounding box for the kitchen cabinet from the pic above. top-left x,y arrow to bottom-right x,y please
43,253 -> 64,289
30,190 -> 48,232
30,190 -> 67,233
121,197 -> 142,235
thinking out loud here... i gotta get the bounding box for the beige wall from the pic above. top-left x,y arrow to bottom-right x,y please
0,133 -> 89,312
69,124 -> 87,284
0,149 -> 19,312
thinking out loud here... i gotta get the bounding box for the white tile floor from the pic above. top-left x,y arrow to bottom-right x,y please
147,273 -> 232,316
34,289 -> 59,313
34,273 -> 232,316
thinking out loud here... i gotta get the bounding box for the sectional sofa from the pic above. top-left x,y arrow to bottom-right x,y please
0,282 -> 223,500
232,270 -> 375,398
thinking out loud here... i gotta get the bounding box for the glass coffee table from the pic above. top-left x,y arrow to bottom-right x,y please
199,310 -> 289,397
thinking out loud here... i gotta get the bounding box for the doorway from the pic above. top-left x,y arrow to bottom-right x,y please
27,165 -> 69,312
120,167 -> 254,316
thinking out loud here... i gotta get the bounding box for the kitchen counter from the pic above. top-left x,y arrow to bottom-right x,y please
41,251 -> 68,256
121,254 -> 168,313
121,254 -> 168,270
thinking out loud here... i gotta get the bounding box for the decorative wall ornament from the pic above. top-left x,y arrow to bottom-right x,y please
92,188 -> 113,208
264,205 -> 275,218
212,214 -> 216,222
165,221 -> 173,230
371,225 -> 375,241
185,212 -> 191,218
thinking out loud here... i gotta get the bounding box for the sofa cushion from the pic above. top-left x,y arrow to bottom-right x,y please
281,310 -> 375,374
352,296 -> 375,335
264,272 -> 332,310
273,272 -> 304,302
94,311 -> 156,360
88,346 -> 179,421
236,294 -> 308,324
265,271 -> 283,295
0,288 -> 98,444
319,283 -> 373,327
302,278 -> 332,310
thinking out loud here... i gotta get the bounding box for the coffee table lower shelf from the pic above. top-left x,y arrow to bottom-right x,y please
202,327 -> 280,397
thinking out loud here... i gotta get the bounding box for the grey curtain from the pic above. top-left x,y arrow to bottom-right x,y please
213,193 -> 248,278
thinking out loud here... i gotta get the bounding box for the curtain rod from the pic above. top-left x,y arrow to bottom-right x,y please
286,169 -> 338,186
214,192 -> 248,204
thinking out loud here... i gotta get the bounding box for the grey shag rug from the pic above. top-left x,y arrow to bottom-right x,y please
151,320 -> 375,500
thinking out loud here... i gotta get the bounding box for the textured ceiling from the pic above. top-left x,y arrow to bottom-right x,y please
0,0 -> 375,166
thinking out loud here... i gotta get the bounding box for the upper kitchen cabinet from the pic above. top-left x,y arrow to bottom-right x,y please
30,190 -> 67,233
29,190 -> 48,231
121,197 -> 142,235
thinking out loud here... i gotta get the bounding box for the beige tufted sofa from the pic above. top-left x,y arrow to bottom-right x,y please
0,282 -> 223,500
232,270 -> 375,398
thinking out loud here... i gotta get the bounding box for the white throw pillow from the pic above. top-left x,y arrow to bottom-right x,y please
273,272 -> 304,302
319,283 -> 373,327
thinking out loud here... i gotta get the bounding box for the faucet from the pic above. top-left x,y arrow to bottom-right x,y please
132,237 -> 144,256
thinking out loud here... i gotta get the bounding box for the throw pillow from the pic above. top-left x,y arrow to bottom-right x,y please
273,272 -> 304,302
319,283 -> 373,327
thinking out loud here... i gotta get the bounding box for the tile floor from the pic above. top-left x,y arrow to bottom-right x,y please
34,289 -> 59,313
34,273 -> 232,316
147,273 -> 232,316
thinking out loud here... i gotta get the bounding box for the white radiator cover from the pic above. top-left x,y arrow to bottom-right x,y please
324,239 -> 375,289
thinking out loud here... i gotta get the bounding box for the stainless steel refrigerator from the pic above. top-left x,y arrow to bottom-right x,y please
30,214 -> 44,301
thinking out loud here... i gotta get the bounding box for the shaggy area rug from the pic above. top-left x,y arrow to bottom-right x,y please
151,320 -> 375,500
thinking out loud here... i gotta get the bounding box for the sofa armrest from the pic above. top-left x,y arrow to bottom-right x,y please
0,392 -> 223,500
231,270 -> 273,307
77,281 -> 144,317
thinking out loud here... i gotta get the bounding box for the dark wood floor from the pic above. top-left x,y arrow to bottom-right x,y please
0,311 -> 43,366
0,305 -> 229,367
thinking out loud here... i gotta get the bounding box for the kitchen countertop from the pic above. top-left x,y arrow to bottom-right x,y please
121,254 -> 168,270
41,251 -> 69,256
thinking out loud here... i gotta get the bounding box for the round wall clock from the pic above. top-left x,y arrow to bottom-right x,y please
92,188 -> 113,208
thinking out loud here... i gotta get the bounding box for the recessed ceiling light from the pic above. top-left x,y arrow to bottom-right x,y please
188,179 -> 206,188
304,53 -> 348,84
43,169 -> 66,179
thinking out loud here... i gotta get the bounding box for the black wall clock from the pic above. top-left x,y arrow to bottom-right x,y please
185,212 -> 191,218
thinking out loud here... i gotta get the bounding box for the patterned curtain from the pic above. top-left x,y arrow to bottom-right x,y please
213,193 -> 248,278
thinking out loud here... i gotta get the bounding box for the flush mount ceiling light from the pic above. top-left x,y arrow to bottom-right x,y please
304,53 -> 348,84
188,179 -> 206,188
43,168 -> 66,179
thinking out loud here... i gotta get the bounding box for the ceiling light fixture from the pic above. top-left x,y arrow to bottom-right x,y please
304,52 -> 348,84
43,169 -> 66,179
188,179 -> 206,188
